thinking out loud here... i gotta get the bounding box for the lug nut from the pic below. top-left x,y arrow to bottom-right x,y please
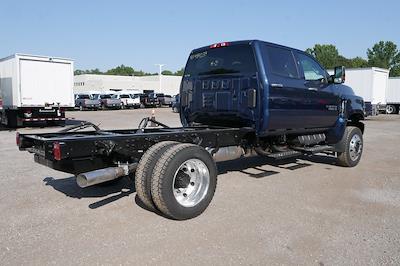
191,169 -> 195,172
190,182 -> 195,186
183,193 -> 187,197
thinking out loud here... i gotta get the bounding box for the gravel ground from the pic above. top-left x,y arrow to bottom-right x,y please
0,109 -> 399,265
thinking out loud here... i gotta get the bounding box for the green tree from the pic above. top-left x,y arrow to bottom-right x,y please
349,57 -> 369,68
307,44 -> 370,70
74,69 -> 85,75
174,68 -> 184,76
367,41 -> 400,76
106,64 -> 135,76
161,70 -> 173,75
306,44 -> 339,69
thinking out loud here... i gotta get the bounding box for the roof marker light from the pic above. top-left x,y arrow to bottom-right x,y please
210,42 -> 230,49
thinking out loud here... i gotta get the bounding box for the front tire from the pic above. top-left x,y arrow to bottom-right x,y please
151,144 -> 217,220
337,126 -> 363,167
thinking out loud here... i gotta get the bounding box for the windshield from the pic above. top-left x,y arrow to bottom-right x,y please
184,44 -> 256,77
120,95 -> 130,98
100,95 -> 112,99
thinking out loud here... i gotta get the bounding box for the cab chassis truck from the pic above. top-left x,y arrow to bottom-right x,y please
17,41 -> 365,220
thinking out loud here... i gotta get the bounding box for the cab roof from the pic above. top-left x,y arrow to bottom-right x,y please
190,40 -> 305,54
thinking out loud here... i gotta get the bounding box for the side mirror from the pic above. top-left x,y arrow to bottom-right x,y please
333,66 -> 346,84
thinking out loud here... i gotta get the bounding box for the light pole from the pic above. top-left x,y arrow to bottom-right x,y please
155,64 -> 165,93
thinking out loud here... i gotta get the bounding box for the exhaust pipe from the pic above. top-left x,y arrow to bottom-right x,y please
76,163 -> 137,188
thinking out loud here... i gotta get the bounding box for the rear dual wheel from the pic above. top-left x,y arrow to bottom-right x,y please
135,142 -> 217,220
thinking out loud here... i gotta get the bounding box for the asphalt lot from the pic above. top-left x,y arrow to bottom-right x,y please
1,108 -> 399,265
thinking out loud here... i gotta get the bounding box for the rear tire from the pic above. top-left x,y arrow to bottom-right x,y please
135,141 -> 179,211
386,105 -> 398,114
151,144 -> 217,220
337,126 -> 363,167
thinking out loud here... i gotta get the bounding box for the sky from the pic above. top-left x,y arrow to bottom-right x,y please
1,0 -> 399,73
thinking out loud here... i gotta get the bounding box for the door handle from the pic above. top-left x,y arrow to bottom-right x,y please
271,83 -> 283,88
308,87 -> 318,91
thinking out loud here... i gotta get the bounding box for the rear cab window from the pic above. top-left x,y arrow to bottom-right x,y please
184,44 -> 257,77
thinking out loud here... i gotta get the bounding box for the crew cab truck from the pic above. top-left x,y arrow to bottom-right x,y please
94,93 -> 122,110
113,92 -> 140,109
17,40 -> 365,220
0,54 -> 74,127
74,94 -> 101,111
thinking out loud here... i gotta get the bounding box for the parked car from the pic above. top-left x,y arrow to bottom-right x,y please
156,93 -> 173,106
75,94 -> 101,111
171,94 -> 180,113
138,92 -> 159,107
93,93 -> 122,109
113,93 -> 140,109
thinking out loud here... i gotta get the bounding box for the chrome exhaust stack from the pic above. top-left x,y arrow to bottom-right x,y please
76,163 -> 137,188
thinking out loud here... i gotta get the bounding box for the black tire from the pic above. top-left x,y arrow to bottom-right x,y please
135,141 -> 179,211
151,144 -> 217,220
386,105 -> 397,114
337,126 -> 363,167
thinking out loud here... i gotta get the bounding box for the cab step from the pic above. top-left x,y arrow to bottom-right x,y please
293,145 -> 333,154
267,150 -> 302,159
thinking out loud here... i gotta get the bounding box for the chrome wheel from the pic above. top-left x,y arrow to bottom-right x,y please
349,134 -> 362,161
172,159 -> 210,207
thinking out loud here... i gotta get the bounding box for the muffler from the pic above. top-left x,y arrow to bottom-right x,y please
76,163 -> 137,188
208,146 -> 245,162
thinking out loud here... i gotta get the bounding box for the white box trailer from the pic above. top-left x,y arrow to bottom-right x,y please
386,77 -> 400,114
343,67 -> 389,115
0,54 -> 74,127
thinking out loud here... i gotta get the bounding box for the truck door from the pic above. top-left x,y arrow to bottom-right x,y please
262,44 -> 311,130
262,45 -> 339,130
294,52 -> 339,128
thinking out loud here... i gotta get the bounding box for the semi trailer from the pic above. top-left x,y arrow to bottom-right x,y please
17,40 -> 365,220
0,54 -> 74,127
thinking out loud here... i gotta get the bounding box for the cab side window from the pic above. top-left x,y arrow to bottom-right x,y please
296,53 -> 327,81
263,45 -> 299,79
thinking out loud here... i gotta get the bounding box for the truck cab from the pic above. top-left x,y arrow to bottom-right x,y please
180,40 -> 364,140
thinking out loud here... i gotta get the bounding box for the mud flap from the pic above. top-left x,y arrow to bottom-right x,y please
326,100 -> 347,151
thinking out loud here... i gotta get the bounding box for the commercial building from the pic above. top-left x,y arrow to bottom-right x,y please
73,74 -> 182,96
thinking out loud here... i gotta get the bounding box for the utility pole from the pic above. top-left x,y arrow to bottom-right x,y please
155,64 -> 165,93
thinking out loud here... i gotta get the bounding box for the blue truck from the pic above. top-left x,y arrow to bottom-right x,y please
17,40 -> 364,220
